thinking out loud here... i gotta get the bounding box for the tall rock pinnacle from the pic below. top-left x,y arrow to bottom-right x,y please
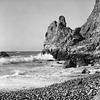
58,16 -> 66,29
44,16 -> 72,51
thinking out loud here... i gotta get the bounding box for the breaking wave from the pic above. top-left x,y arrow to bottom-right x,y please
0,70 -> 29,79
0,53 -> 55,64
0,56 -> 34,64
12,70 -> 27,76
34,53 -> 54,60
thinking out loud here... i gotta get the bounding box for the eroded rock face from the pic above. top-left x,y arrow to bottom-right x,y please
43,0 -> 100,66
80,0 -> 100,38
79,0 -> 100,51
63,60 -> 76,68
63,53 -> 93,68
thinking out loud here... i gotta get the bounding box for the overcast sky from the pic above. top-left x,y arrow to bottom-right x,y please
0,0 -> 95,51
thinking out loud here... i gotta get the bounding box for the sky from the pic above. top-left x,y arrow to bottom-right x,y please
0,0 -> 95,51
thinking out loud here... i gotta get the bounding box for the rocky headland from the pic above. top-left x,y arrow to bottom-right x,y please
1,0 -> 100,100
43,0 -> 100,68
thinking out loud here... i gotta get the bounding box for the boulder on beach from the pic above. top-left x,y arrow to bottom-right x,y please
82,68 -> 90,74
0,52 -> 9,57
63,60 -> 76,68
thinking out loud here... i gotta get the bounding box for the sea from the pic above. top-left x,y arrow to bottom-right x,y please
0,51 -> 54,78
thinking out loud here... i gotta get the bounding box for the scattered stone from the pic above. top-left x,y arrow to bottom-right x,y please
82,68 -> 90,74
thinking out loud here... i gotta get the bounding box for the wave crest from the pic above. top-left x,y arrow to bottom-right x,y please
0,56 -> 34,64
0,53 -> 55,64
34,53 -> 55,60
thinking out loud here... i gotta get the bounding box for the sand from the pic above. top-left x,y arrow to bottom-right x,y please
0,61 -> 100,91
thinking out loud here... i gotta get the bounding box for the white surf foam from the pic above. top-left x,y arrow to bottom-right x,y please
0,53 -> 55,64
13,70 -> 27,76
34,53 -> 55,60
0,55 -> 34,64
0,70 -> 28,79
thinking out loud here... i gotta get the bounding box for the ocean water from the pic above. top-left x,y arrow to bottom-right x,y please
0,51 -> 54,78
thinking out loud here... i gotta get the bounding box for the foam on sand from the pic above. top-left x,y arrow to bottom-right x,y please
0,63 -> 100,91
0,63 -> 73,91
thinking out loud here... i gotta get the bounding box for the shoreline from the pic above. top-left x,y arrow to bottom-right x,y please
0,61 -> 100,92
0,71 -> 100,100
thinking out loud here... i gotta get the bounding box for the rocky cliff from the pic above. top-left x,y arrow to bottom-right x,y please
43,0 -> 100,66
79,0 -> 100,52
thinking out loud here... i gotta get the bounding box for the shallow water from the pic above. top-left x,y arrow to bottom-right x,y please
1,51 -> 100,91
0,51 -> 54,78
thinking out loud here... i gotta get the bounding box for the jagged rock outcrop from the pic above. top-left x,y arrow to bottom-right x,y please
0,52 -> 9,57
44,16 -> 72,51
43,0 -> 100,66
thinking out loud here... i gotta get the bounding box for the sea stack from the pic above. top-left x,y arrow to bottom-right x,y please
44,15 -> 72,51
43,15 -> 72,60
